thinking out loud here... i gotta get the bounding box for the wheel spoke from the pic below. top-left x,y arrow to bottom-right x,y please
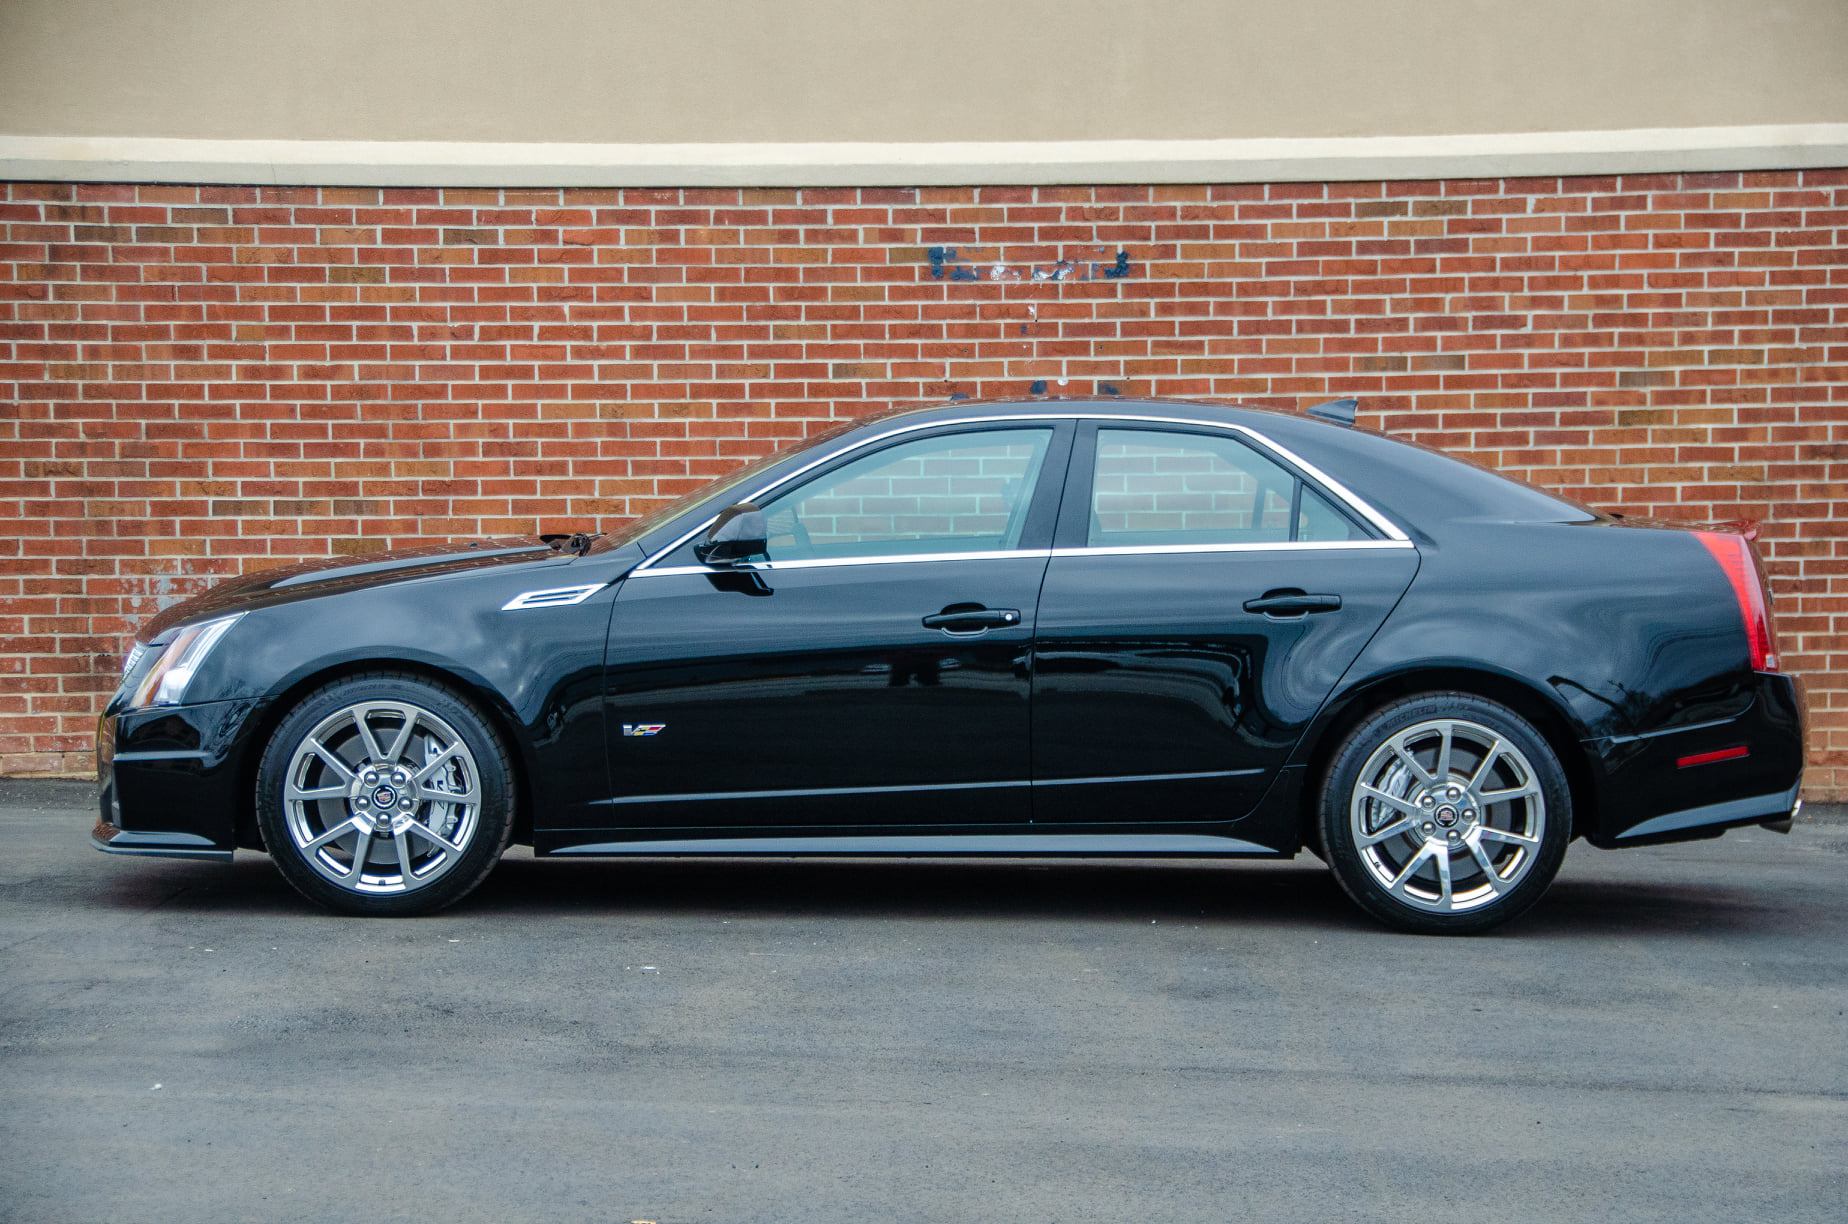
1358,785 -> 1426,819
1433,841 -> 1454,908
1479,783 -> 1538,805
406,820 -> 463,857
1466,837 -> 1505,890
346,831 -> 373,878
307,738 -> 355,783
414,742 -> 463,783
1434,722 -> 1455,783
393,829 -> 417,881
350,709 -> 388,764
425,784 -> 480,808
1358,814 -> 1418,846
382,707 -> 419,766
286,781 -> 350,804
1391,740 -> 1436,787
1388,841 -> 1437,895
1467,739 -> 1504,790
1476,825 -> 1539,848
304,816 -> 365,852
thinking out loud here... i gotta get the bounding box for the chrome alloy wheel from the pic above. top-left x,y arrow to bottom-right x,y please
281,700 -> 482,896
1348,717 -> 1546,913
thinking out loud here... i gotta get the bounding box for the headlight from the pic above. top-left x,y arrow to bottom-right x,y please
127,613 -> 245,709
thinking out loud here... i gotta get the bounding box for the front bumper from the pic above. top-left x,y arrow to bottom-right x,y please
94,696 -> 265,859
91,817 -> 233,861
1584,671 -> 1805,848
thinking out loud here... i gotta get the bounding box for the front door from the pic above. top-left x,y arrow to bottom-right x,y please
591,421 -> 1073,834
1031,422 -> 1419,827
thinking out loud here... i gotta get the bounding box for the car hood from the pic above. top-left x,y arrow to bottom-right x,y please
136,538 -> 573,642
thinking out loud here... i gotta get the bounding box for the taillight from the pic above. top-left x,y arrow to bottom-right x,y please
1695,530 -> 1778,672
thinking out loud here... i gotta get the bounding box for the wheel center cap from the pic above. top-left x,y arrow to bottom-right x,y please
373,785 -> 398,807
1434,805 -> 1460,827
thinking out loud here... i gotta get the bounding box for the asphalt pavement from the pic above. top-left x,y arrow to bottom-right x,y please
2,779 -> 1843,1223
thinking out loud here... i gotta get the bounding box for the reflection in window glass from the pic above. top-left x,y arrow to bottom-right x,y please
1297,485 -> 1363,542
1088,428 -> 1363,546
760,428 -> 1052,561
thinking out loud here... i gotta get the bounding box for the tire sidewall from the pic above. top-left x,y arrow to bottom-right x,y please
255,673 -> 513,916
1319,693 -> 1571,935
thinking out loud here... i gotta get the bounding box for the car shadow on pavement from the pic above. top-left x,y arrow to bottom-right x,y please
76,851 -> 1789,938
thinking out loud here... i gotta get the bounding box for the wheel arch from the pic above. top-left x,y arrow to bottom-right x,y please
1295,665 -> 1597,849
234,657 -> 536,851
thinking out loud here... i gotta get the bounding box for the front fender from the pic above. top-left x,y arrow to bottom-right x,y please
170,554 -> 633,832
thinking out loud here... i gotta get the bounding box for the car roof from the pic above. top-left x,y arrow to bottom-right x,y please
849,396 -> 1597,534
858,394 -> 1298,430
613,395 -> 1596,560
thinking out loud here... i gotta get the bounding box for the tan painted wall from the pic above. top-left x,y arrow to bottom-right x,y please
2,0 -> 1845,145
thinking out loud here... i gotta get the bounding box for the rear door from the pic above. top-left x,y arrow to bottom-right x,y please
1031,421 -> 1418,825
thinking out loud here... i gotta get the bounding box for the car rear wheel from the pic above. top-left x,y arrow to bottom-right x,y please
255,672 -> 513,916
1319,693 -> 1570,934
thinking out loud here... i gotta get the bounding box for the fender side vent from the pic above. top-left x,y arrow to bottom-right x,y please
501,583 -> 606,610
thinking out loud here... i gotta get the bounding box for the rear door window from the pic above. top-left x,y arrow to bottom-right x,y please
1087,427 -> 1367,547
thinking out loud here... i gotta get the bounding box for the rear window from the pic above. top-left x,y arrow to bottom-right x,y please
1267,421 -> 1600,527
1400,444 -> 1598,522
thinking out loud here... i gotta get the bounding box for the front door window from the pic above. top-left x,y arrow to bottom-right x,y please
757,428 -> 1053,562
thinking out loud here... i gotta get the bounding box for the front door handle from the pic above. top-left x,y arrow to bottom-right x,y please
923,607 -> 1022,633
1243,591 -> 1343,617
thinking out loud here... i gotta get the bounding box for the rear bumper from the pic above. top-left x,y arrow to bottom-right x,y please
93,696 -> 263,860
1604,782 -> 1802,846
1584,671 -> 1805,848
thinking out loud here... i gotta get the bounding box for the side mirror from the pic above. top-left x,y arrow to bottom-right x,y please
693,502 -> 768,566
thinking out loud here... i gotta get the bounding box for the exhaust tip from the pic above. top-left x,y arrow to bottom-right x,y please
1759,799 -> 1800,835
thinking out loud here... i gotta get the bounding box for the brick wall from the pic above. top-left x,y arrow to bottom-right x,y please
1,173 -> 1843,797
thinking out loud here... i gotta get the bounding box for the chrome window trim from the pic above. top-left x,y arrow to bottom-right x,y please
633,539 -> 1411,580
634,548 -> 1052,579
628,410 -> 1411,577
1051,539 -> 1414,560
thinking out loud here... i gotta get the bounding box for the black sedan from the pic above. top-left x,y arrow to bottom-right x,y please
92,398 -> 1805,933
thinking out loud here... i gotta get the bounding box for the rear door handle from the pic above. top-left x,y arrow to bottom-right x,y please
923,607 -> 1022,633
1242,591 -> 1342,616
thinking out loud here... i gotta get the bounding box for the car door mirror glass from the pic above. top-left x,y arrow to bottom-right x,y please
694,502 -> 769,566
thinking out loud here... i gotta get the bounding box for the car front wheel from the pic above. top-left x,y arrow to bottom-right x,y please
254,672 -> 514,916
1319,693 -> 1571,934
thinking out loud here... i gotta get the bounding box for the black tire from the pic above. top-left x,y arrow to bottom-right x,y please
255,671 -> 514,916
1319,692 -> 1571,935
